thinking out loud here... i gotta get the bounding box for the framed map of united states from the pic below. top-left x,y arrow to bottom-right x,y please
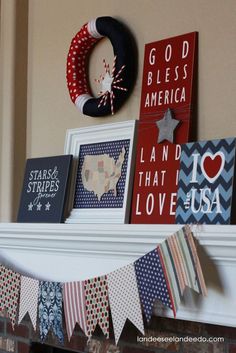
64,121 -> 137,224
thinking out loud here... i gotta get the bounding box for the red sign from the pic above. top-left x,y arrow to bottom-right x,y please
131,32 -> 197,224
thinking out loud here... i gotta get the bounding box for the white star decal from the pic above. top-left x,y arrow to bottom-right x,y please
28,202 -> 33,211
36,202 -> 42,211
45,202 -> 51,211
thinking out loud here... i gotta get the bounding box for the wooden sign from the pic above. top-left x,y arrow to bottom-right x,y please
17,155 -> 72,223
132,143 -> 181,222
139,31 -> 197,138
176,138 -> 236,224
131,32 -> 197,224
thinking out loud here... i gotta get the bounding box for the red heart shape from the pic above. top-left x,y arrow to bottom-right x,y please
202,155 -> 223,179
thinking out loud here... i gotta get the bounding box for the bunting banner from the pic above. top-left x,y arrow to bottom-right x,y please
107,264 -> 144,344
0,225 -> 207,345
63,281 -> 87,340
0,265 -> 20,328
84,276 -> 109,339
38,281 -> 64,343
18,276 -> 39,330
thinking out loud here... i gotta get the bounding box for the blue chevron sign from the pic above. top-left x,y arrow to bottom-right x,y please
176,138 -> 236,224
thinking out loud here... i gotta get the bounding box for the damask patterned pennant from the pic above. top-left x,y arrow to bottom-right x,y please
107,264 -> 144,344
38,281 -> 64,343
0,265 -> 20,328
134,249 -> 175,322
84,276 -> 109,339
18,276 -> 39,330
63,281 -> 87,340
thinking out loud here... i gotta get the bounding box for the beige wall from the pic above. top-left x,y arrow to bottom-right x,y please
1,0 -> 236,220
0,0 -> 27,221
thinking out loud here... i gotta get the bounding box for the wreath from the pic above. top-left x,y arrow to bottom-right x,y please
66,16 -> 136,117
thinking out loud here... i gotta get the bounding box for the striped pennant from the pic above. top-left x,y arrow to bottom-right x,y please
158,243 -> 181,313
63,281 -> 87,340
159,225 -> 207,310
185,227 -> 208,297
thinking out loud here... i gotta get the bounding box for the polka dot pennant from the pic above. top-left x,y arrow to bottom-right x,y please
18,276 -> 39,331
134,248 -> 174,323
84,276 -> 109,339
107,264 -> 144,344
0,265 -> 20,328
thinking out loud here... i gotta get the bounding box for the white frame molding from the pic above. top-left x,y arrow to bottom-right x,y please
0,223 -> 236,328
64,120 -> 137,224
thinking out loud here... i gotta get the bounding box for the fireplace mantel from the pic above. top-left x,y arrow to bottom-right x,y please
0,223 -> 236,328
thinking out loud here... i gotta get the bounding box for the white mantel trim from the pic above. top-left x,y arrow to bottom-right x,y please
0,223 -> 236,261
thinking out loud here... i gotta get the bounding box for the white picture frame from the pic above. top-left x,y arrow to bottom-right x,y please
64,120 -> 137,224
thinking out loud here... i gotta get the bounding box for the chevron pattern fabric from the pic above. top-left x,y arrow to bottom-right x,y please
176,138 -> 236,224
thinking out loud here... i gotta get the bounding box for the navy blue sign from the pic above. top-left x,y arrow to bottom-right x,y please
17,155 -> 72,223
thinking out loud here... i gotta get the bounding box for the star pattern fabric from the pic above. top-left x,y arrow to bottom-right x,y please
156,108 -> 179,143
0,265 -> 20,328
84,276 -> 109,339
38,281 -> 64,343
134,248 -> 173,322
18,276 -> 39,330
74,140 -> 130,209
63,281 -> 87,340
107,264 -> 144,344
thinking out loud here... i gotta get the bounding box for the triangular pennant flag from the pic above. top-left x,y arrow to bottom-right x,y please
84,275 -> 109,339
18,276 -> 39,330
0,265 -> 20,328
159,226 -> 207,309
107,264 -> 144,344
166,231 -> 192,294
158,243 -> 181,313
38,281 -> 64,343
134,248 -> 175,322
63,281 -> 87,340
180,225 -> 207,296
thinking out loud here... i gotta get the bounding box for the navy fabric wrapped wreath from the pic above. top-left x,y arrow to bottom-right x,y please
66,16 -> 136,117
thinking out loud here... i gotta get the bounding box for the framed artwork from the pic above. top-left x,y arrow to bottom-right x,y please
176,137 -> 236,224
131,32 -> 198,224
64,120 -> 137,223
17,155 -> 72,223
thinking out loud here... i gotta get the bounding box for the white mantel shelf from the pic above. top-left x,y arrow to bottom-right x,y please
0,223 -> 236,328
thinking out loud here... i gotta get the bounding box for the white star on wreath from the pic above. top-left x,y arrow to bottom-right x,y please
95,56 -> 127,115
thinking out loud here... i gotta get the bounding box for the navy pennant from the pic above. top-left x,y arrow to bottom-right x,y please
134,248 -> 174,322
38,281 -> 64,343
